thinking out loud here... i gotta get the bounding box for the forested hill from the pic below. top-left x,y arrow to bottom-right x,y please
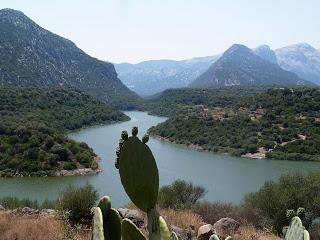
0,87 -> 129,177
148,87 -> 320,162
0,8 -> 139,109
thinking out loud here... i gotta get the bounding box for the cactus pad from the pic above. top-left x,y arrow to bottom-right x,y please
92,207 -> 105,240
119,136 -> 159,211
159,216 -> 171,240
285,216 -> 307,240
121,130 -> 129,140
132,126 -> 138,136
97,196 -> 121,240
142,134 -> 149,144
170,232 -> 179,240
121,218 -> 146,240
209,234 -> 220,240
97,196 -> 111,213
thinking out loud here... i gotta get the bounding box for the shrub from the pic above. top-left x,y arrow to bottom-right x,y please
63,162 -> 77,170
158,179 -> 206,209
0,197 -> 39,209
58,184 -> 98,224
243,172 -> 320,232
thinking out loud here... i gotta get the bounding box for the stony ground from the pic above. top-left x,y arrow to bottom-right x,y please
0,207 -> 281,240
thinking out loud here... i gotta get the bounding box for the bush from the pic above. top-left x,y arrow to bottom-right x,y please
0,197 -> 39,209
158,179 -> 206,209
58,184 -> 98,224
243,172 -> 320,232
63,162 -> 77,170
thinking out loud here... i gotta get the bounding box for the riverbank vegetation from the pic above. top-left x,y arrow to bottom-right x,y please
148,86 -> 320,161
4,173 -> 318,239
0,87 -> 129,176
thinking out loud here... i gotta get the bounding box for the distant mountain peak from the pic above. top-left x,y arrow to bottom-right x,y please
254,45 -> 278,65
223,44 -> 252,55
275,43 -> 320,85
189,44 -> 311,88
294,42 -> 315,50
0,8 -> 30,22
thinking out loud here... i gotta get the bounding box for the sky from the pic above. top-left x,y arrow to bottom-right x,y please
0,0 -> 319,63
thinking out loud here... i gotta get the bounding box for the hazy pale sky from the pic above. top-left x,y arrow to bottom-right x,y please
0,0 -> 319,63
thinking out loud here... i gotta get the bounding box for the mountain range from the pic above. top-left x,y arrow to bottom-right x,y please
115,56 -> 219,96
189,44 -> 311,88
116,43 -> 320,95
0,8 -> 138,107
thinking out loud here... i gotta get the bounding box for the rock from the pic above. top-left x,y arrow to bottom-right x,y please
213,218 -> 240,237
12,207 -> 37,215
172,225 -> 194,240
40,209 -> 56,216
0,205 -> 5,211
117,208 -> 144,227
197,224 -> 215,240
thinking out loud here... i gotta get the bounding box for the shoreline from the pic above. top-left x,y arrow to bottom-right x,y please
0,157 -> 103,178
151,134 -> 265,160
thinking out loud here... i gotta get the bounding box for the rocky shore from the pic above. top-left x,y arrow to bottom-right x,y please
152,134 -> 265,159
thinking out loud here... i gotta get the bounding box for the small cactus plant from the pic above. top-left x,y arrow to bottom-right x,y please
209,234 -> 231,240
284,216 -> 310,240
93,127 -> 176,240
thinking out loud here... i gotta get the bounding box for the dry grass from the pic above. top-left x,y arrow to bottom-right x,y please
0,212 -> 91,240
159,208 -> 205,231
233,225 -> 280,240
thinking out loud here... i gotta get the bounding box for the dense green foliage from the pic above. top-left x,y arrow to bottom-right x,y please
0,87 -> 129,176
158,180 -> 206,209
58,184 -> 98,224
243,172 -> 320,232
148,87 -> 320,161
145,86 -> 265,117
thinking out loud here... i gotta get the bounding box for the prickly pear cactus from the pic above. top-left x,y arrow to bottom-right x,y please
121,218 -> 147,240
93,127 -> 174,240
92,207 -> 104,240
92,196 -> 122,240
170,232 -> 178,240
209,234 -> 220,240
118,130 -> 159,212
285,216 -> 310,240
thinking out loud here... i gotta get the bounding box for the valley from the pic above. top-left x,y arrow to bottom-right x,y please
1,111 -> 320,206
0,5 -> 320,239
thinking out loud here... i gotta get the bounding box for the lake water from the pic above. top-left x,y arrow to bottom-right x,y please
1,111 -> 320,207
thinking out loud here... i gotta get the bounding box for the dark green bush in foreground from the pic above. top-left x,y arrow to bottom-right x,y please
58,184 -> 98,224
243,172 -> 320,232
158,179 -> 206,209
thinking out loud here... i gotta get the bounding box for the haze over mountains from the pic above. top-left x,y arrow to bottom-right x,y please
0,8 -> 138,107
116,43 -> 320,95
115,56 -> 220,96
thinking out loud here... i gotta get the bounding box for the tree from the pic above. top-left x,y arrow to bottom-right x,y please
158,180 -> 207,209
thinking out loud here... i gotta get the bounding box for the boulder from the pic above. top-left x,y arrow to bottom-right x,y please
40,209 -> 56,216
172,225 -> 194,240
12,207 -> 39,215
117,208 -> 144,227
197,224 -> 215,240
213,218 -> 240,237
